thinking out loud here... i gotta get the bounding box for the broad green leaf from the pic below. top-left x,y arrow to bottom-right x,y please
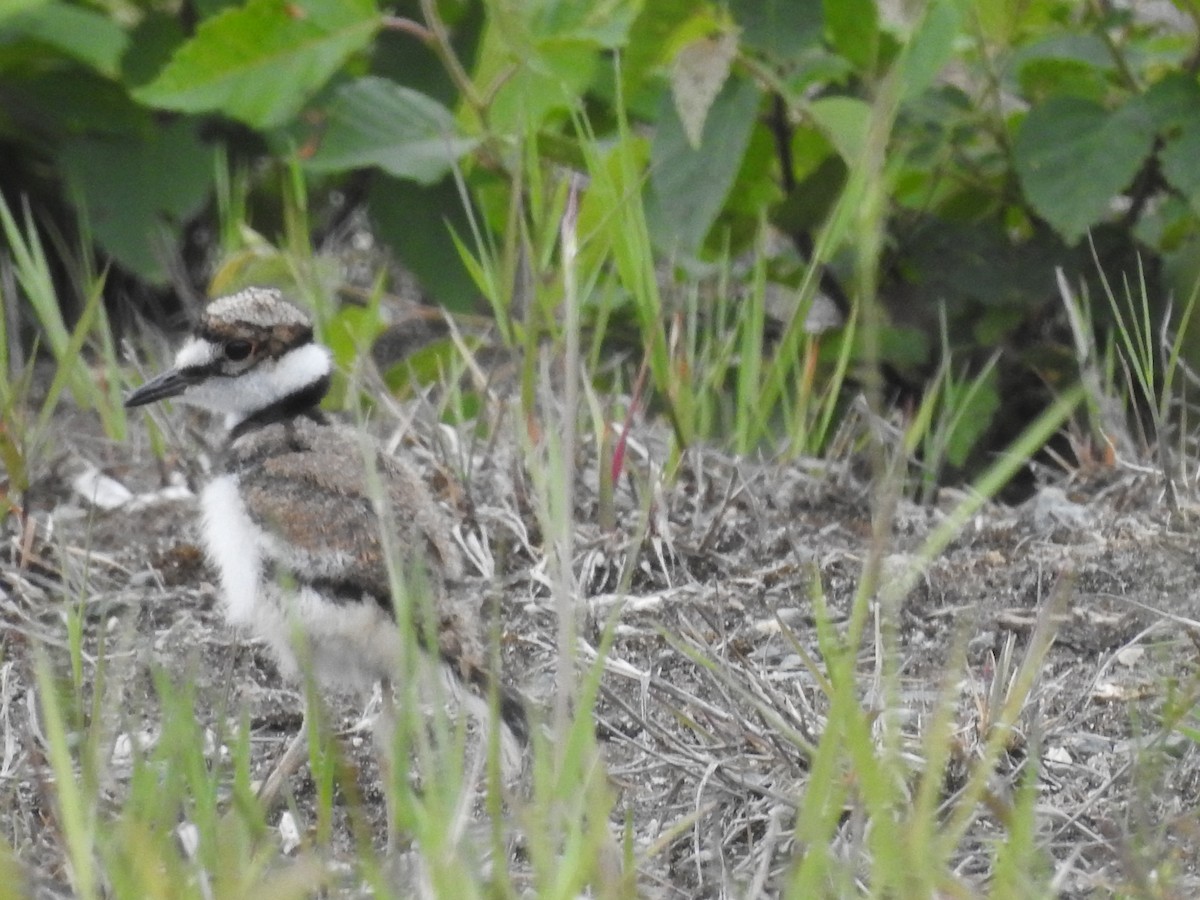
807,96 -> 871,165
1017,58 -> 1110,103
1010,34 -> 1114,102
723,124 -> 785,217
898,0 -> 963,100
523,0 -> 640,48
1143,74 -> 1200,215
823,0 -> 877,71
782,49 -> 856,100
60,120 -> 216,283
621,0 -> 695,99
970,0 -> 1016,43
133,0 -> 379,129
325,297 -> 385,371
470,0 -> 634,133
1,70 -> 147,136
1137,71 -> 1200,130
304,77 -> 476,184
192,0 -> 242,18
820,324 -> 929,368
773,148 -> 844,236
470,25 -> 598,133
383,334 -> 476,399
899,218 -> 1063,310
208,246 -> 300,297
1010,32 -> 1113,71
1163,128 -> 1200,215
370,9 -> 483,108
0,0 -> 47,22
647,74 -> 761,256
121,12 -> 186,87
368,175 -> 478,312
1014,96 -> 1156,244
1,2 -> 127,76
730,0 -> 822,63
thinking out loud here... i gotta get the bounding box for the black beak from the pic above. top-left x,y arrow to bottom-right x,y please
125,368 -> 197,408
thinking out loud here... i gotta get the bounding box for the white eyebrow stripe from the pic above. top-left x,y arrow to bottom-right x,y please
175,337 -> 220,370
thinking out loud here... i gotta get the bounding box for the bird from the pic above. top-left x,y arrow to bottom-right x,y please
124,286 -> 527,822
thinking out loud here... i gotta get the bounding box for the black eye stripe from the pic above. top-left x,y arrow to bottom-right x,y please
178,362 -> 220,381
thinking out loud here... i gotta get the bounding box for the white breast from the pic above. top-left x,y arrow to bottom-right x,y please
199,471 -> 399,691
200,474 -> 263,627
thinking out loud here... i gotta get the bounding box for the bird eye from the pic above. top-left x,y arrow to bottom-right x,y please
225,340 -> 253,361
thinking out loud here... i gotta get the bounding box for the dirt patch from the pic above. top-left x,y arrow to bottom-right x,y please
4,401 -> 1200,896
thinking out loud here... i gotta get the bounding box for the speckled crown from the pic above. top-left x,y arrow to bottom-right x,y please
204,287 -> 311,329
198,288 -> 314,354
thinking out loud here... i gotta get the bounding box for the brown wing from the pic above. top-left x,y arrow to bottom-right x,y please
232,420 -> 461,614
228,420 -> 525,744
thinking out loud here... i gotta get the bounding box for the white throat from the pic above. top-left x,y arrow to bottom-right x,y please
180,341 -> 333,429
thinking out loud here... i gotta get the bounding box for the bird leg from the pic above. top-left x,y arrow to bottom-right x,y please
256,715 -> 310,812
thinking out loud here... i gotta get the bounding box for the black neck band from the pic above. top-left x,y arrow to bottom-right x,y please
228,374 -> 331,441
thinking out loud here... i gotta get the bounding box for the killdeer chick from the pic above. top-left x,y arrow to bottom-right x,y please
125,287 -> 526,822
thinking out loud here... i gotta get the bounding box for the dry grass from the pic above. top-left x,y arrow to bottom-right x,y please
3,388 -> 1200,896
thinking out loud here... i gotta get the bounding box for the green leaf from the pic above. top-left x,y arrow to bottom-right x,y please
730,0 -> 823,63
469,0 -> 636,134
823,0 -> 877,71
821,324 -> 929,368
621,0 -> 695,100
1129,74 -> 1200,219
133,0 -> 379,129
773,152 -> 845,236
781,49 -> 855,102
807,96 -> 871,164
60,120 -> 216,283
472,27 -> 598,133
1017,58 -> 1110,104
524,0 -> 640,48
192,0 -> 242,18
369,7 -> 483,108
723,124 -> 785,217
1014,96 -> 1156,244
898,0 -> 963,100
368,174 -> 479,312
1011,34 -> 1117,103
899,217 -> 1063,310
1,2 -> 128,76
646,74 -> 761,256
970,0 -> 1017,43
1,69 -> 148,136
1010,32 -> 1113,75
1138,71 -> 1200,130
303,77 -> 476,183
0,0 -> 45,19
1162,126 -> 1200,215
383,335 -> 467,397
121,12 -> 187,87
1144,74 -> 1200,215
325,295 -> 385,370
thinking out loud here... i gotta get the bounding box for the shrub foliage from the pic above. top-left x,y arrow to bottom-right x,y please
2,0 -> 1198,457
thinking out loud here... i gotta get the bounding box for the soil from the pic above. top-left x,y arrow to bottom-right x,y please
4,397 -> 1200,897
